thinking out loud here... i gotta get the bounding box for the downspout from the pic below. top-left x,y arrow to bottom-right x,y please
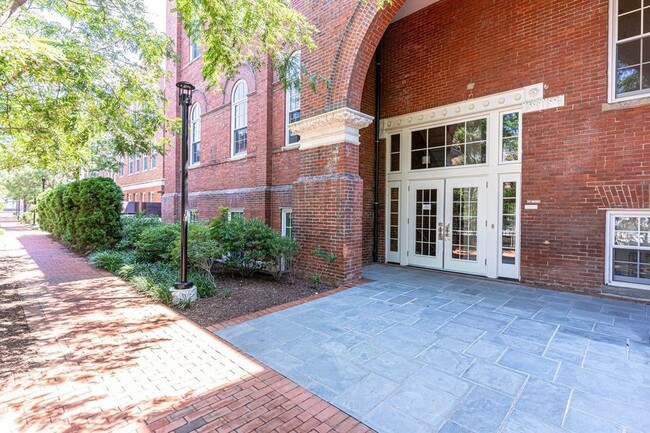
372,40 -> 382,263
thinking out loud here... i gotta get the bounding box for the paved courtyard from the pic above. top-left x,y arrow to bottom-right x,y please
218,265 -> 650,433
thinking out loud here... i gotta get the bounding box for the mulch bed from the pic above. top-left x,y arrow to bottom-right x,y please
176,272 -> 331,328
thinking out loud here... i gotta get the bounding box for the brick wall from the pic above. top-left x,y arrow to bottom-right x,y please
162,0 -> 650,291
370,0 -> 650,292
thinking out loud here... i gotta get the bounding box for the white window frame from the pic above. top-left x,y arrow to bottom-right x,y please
143,153 -> 149,171
497,174 -> 521,279
231,80 -> 248,157
281,208 -> 293,238
190,103 -> 201,165
150,152 -> 157,169
149,191 -> 155,202
499,111 -> 522,165
387,133 -> 402,173
228,208 -> 245,220
128,157 -> 134,174
608,0 -> 650,102
189,37 -> 200,63
285,52 -> 301,147
135,154 -> 141,172
605,210 -> 650,290
189,209 -> 199,223
408,116 -> 489,172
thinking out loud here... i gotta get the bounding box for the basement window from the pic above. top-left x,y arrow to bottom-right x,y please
606,212 -> 650,288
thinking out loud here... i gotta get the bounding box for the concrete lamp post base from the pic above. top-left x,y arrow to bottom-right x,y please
170,283 -> 197,306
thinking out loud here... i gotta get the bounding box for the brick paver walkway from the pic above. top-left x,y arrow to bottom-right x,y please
0,216 -> 372,433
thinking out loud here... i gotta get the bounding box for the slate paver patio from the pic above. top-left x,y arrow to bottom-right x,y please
218,265 -> 650,433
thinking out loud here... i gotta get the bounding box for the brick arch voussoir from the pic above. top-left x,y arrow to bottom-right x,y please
329,0 -> 405,113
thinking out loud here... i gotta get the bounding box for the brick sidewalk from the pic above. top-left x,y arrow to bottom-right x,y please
0,217 -> 372,433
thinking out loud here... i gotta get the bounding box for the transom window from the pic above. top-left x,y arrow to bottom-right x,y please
190,104 -> 201,165
232,80 -> 248,156
411,118 -> 487,170
608,213 -> 650,286
610,0 -> 650,99
286,52 -> 301,146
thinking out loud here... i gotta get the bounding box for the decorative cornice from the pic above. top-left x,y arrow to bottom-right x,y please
522,95 -> 566,113
380,83 -> 565,135
289,107 -> 374,150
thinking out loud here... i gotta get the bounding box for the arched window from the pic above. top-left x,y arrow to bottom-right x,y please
190,103 -> 201,165
286,52 -> 301,146
231,80 -> 248,156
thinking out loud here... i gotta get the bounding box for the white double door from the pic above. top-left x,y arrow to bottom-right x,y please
408,177 -> 487,275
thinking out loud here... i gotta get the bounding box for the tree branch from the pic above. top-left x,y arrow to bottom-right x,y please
0,0 -> 29,28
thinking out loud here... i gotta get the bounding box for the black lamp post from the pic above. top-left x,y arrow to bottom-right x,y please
174,81 -> 195,291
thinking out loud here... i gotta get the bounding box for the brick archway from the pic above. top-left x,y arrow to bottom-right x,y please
326,0 -> 405,113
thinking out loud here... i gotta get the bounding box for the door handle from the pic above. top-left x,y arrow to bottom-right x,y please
438,223 -> 444,240
445,223 -> 450,241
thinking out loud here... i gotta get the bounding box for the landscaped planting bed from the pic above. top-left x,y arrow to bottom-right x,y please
175,272 -> 327,327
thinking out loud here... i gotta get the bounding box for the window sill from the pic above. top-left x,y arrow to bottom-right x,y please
283,143 -> 300,150
189,163 -> 201,169
602,96 -> 650,112
229,154 -> 247,161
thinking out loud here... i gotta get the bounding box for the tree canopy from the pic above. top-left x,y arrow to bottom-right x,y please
0,0 -> 173,176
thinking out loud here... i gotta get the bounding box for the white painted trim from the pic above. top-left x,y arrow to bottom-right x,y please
120,179 -> 165,191
497,174 -> 521,280
285,51 -> 301,147
607,0 -> 650,103
289,107 -> 374,150
381,84 -> 553,136
604,209 -> 650,290
231,80 -> 248,157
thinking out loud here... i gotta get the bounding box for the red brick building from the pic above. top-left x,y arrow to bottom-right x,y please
114,146 -> 165,215
162,0 -> 650,296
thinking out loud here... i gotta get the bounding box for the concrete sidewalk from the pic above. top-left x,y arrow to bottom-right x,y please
0,216 -> 372,433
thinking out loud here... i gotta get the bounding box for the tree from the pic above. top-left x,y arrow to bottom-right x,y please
0,168 -> 46,213
174,0 -> 393,91
0,0 -> 173,175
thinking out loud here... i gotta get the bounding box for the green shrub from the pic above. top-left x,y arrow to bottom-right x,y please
118,215 -> 162,250
18,211 -> 33,225
126,262 -> 176,304
169,223 -> 222,273
188,270 -> 218,298
209,208 -> 299,278
37,177 -> 123,251
133,222 -> 179,262
88,250 -> 135,274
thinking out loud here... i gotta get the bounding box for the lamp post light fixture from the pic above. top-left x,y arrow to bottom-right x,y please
171,81 -> 197,304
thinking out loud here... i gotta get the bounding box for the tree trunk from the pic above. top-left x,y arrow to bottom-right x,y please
0,0 -> 28,28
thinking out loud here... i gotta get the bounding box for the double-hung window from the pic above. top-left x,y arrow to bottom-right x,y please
151,152 -> 157,169
190,104 -> 201,165
286,52 -> 301,146
607,212 -> 650,288
129,157 -> 134,174
609,0 -> 650,101
231,80 -> 248,156
189,37 -> 200,62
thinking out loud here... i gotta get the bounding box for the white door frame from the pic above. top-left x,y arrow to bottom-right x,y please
408,179 -> 445,269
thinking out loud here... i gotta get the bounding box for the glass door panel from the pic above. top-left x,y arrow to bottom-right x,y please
409,180 -> 444,269
386,183 -> 401,263
498,175 -> 520,279
444,178 -> 487,275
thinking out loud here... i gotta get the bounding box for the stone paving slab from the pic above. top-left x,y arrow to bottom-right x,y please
218,264 -> 650,433
0,216 -> 373,433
